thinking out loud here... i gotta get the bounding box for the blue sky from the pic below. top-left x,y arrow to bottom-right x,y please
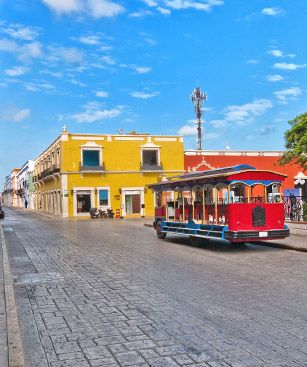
1,0 -> 306,181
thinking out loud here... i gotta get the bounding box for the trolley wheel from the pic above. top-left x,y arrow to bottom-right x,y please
156,220 -> 166,239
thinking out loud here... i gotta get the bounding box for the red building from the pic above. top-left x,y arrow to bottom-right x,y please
184,150 -> 307,197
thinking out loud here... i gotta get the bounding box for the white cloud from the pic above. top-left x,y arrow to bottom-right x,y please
3,107 -> 31,122
177,123 -> 219,139
268,49 -> 296,58
157,6 -> 171,14
139,0 -> 223,15
49,46 -> 84,64
0,38 -> 42,62
25,82 -> 55,92
42,0 -> 124,17
210,119 -> 228,128
165,0 -> 223,11
14,109 -> 31,122
96,90 -> 109,97
18,41 -> 43,62
3,24 -> 39,41
0,38 -> 19,52
224,99 -> 272,124
41,0 -> 82,13
246,59 -> 260,64
101,55 -> 116,65
268,49 -> 283,57
5,66 -> 28,76
39,70 -> 63,78
143,0 -> 158,5
266,74 -> 283,82
178,124 -> 197,136
129,9 -> 153,17
79,35 -> 100,45
135,66 -> 151,74
181,99 -> 272,135
274,87 -> 301,103
70,106 -> 122,123
262,7 -> 282,16
273,62 -> 307,70
130,91 -> 159,99
87,0 -> 125,18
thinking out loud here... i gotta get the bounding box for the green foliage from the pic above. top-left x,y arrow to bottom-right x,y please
279,112 -> 307,170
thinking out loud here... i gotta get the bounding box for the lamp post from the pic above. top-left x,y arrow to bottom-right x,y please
191,87 -> 207,151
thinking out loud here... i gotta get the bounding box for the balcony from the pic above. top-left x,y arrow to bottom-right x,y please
41,167 -> 54,179
53,164 -> 60,173
80,163 -> 105,172
141,163 -> 163,171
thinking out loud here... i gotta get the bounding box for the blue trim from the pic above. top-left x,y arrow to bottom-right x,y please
227,180 -> 281,186
161,220 -> 226,239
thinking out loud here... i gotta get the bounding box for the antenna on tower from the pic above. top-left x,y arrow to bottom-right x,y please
190,87 -> 207,151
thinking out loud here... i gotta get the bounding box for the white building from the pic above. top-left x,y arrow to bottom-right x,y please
16,160 -> 35,209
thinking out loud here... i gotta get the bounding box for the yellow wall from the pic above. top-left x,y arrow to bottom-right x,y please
34,132 -> 184,218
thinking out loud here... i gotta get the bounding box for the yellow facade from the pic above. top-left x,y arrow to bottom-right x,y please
33,131 -> 184,218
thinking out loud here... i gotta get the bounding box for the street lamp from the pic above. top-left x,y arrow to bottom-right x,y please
191,87 -> 207,151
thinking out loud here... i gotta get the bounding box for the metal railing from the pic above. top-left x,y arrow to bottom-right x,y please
141,163 -> 163,171
80,163 -> 105,171
284,196 -> 306,222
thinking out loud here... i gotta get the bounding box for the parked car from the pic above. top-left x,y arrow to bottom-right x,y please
0,206 -> 4,219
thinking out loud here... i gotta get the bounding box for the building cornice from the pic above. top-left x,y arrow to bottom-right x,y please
185,150 -> 284,157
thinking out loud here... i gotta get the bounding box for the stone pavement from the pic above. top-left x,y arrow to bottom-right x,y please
1,208 -> 307,367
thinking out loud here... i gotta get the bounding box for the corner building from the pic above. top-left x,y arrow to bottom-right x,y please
33,130 -> 184,218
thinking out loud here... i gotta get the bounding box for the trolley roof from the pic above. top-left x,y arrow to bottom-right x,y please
149,165 -> 287,190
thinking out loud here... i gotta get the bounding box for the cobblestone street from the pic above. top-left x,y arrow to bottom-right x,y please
1,208 -> 307,367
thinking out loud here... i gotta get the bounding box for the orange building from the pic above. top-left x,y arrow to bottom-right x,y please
185,150 -> 307,197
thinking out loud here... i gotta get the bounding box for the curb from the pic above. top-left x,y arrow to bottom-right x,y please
257,241 -> 307,253
0,226 -> 25,367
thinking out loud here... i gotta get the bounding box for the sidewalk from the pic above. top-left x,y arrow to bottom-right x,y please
0,227 -> 8,367
264,234 -> 307,252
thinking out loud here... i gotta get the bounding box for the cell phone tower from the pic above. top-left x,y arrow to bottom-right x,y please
191,87 -> 207,151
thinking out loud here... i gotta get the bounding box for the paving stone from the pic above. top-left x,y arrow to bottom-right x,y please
146,356 -> 180,367
3,209 -> 307,367
115,351 -> 145,366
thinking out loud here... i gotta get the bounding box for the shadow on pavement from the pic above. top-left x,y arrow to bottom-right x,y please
162,235 -> 280,253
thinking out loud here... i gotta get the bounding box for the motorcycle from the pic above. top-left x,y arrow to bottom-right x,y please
90,208 -> 100,219
90,208 -> 114,219
107,208 -> 114,218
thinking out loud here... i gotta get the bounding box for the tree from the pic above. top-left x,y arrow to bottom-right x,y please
279,112 -> 307,170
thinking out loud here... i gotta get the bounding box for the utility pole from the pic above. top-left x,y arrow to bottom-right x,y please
191,87 -> 207,151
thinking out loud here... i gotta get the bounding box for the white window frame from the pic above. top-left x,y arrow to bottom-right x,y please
73,187 -> 95,216
96,186 -> 111,209
80,144 -> 103,167
140,148 -> 160,166
121,187 -> 145,217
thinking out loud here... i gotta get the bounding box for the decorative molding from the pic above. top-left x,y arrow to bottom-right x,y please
190,158 -> 216,172
154,137 -> 177,142
114,137 -> 144,141
80,141 -> 102,148
72,136 -> 105,141
140,142 -> 161,149
185,150 -> 284,157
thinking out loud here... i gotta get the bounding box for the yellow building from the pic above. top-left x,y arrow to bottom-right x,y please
33,129 -> 184,218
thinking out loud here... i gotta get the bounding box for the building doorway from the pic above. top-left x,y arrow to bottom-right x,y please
77,191 -> 91,213
125,193 -> 141,214
121,188 -> 144,217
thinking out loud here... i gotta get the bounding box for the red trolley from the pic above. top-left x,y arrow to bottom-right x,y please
149,165 -> 290,243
